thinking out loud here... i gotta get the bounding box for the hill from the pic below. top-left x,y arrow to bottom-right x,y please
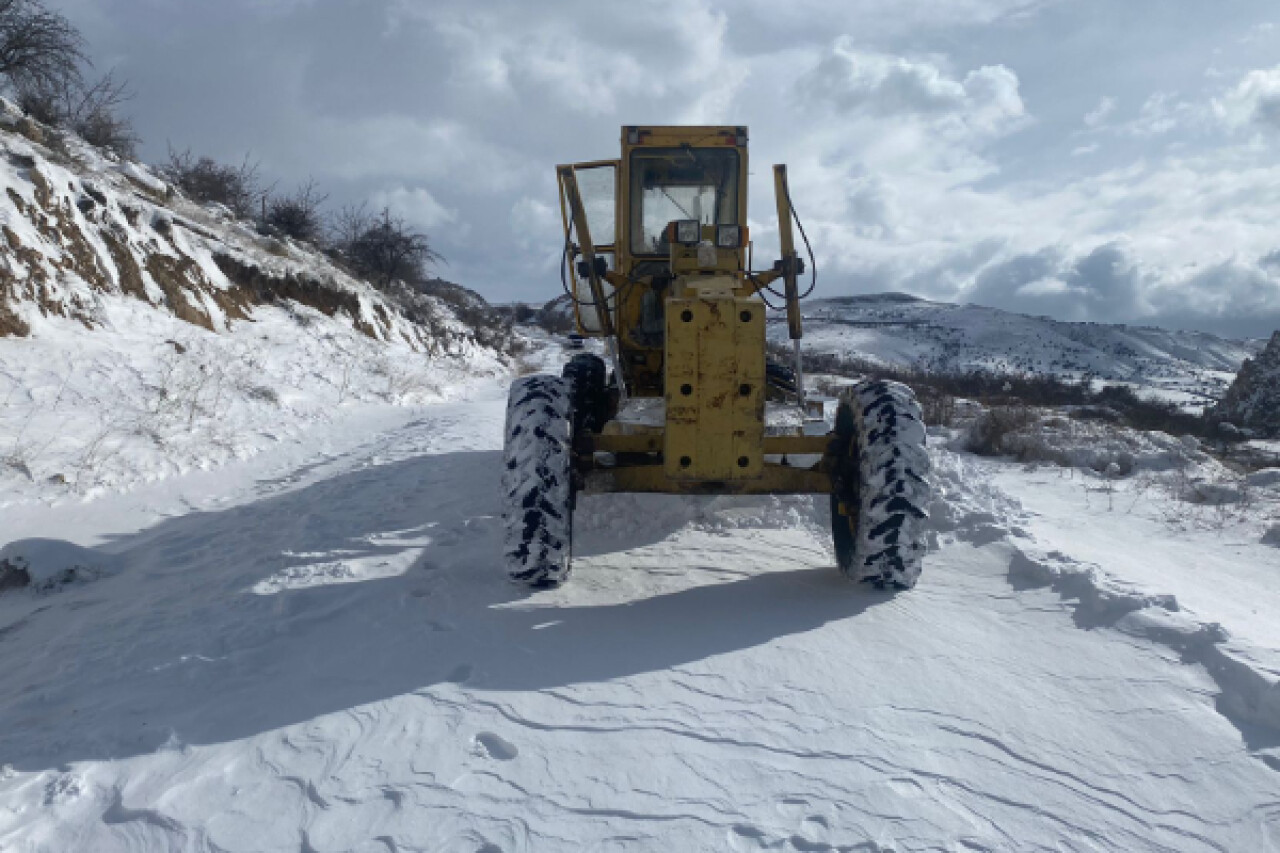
0,100 -> 510,503
774,294 -> 1261,406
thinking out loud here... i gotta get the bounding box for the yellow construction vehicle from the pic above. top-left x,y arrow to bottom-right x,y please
503,126 -> 930,589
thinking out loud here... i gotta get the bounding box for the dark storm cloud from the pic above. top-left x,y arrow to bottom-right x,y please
964,244 -> 1143,323
44,0 -> 1280,338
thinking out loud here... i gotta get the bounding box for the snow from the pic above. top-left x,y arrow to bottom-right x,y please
1249,468 -> 1280,489
0,295 -> 504,505
0,538 -> 123,590
777,295 -> 1260,405
2,106 -> 1276,846
1,338 -> 1278,851
984,457 -> 1280,701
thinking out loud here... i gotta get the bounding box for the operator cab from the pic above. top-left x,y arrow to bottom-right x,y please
629,145 -> 741,258
554,127 -> 754,396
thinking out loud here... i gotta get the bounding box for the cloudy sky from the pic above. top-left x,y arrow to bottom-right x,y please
50,0 -> 1280,337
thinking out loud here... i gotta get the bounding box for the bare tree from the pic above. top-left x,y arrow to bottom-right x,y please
327,202 -> 374,253
17,69 -> 137,156
263,179 -> 328,243
160,146 -> 266,218
336,206 -> 444,288
0,0 -> 83,92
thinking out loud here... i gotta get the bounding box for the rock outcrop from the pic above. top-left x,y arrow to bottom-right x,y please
1214,331 -> 1280,435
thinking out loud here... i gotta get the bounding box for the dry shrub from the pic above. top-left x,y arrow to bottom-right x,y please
327,204 -> 442,289
263,180 -> 327,243
918,388 -> 957,427
14,68 -> 137,158
160,147 -> 264,218
966,405 -> 1038,456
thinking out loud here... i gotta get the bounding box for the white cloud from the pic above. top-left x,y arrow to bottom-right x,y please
395,0 -> 749,119
728,0 -> 1064,40
800,39 -> 1025,136
1239,21 -> 1275,45
55,0 -> 1280,334
1215,65 -> 1280,130
1124,92 -> 1204,136
509,196 -> 563,262
371,187 -> 458,229
1083,96 -> 1116,128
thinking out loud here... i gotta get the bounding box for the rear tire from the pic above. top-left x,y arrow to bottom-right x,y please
831,380 -> 931,589
503,375 -> 575,588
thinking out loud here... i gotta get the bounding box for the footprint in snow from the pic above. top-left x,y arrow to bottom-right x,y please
729,824 -> 768,850
472,732 -> 518,761
42,773 -> 83,805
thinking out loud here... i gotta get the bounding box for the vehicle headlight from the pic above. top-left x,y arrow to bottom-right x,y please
715,225 -> 741,248
675,219 -> 700,245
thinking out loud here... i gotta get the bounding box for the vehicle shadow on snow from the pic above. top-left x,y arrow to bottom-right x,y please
0,449 -> 895,772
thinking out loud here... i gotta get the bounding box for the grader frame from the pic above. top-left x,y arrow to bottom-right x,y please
503,124 -> 928,591
556,125 -> 830,497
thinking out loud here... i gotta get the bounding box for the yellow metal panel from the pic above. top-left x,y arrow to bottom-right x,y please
773,164 -> 804,342
664,296 -> 700,476
663,294 -> 765,481
591,431 -> 832,456
584,463 -> 830,496
762,434 -> 833,455
732,302 -> 765,476
591,433 -> 663,454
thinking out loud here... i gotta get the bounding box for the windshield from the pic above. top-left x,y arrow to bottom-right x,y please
629,147 -> 739,255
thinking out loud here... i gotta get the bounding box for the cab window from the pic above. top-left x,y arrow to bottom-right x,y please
629,147 -> 739,255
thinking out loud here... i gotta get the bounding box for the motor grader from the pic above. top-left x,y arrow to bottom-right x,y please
503,126 -> 930,589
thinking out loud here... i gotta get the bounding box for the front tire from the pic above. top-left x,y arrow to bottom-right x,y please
831,380 -> 931,589
502,375 -> 575,588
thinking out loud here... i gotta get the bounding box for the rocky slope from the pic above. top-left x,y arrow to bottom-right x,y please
1213,331 -> 1280,435
0,98 -> 497,357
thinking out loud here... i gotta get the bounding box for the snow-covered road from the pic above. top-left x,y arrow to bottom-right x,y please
1,381 -> 1278,852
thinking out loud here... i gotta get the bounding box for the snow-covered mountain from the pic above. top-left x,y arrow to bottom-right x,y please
0,100 -> 509,504
772,293 -> 1262,405
1214,331 -> 1280,435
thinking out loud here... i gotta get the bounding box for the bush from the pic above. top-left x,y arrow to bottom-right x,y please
14,69 -> 137,158
790,346 -> 1219,439
966,405 -> 1038,456
160,147 -> 264,218
263,180 -> 327,243
328,204 -> 442,288
918,388 -> 957,427
72,101 -> 137,157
